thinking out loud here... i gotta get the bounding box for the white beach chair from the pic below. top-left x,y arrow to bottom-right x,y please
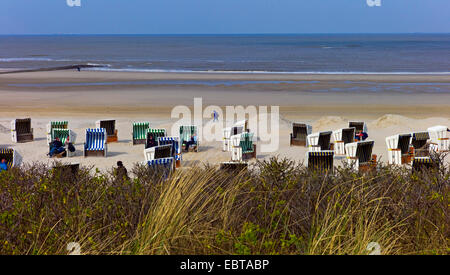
348,121 -> 367,135
290,123 -> 312,147
96,119 -> 118,143
332,127 -> 355,155
11,118 -> 33,143
143,144 -> 173,162
307,131 -> 333,152
427,125 -> 449,152
385,134 -> 412,165
222,120 -> 247,152
345,140 -> 376,172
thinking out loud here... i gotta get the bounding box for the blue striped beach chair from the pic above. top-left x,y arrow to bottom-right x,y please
0,148 -> 21,169
84,128 -> 107,157
158,136 -> 182,167
144,144 -> 173,162
132,122 -> 150,145
147,157 -> 175,178
305,151 -> 334,172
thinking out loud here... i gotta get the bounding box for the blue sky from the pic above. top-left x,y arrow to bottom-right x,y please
1,0 -> 449,34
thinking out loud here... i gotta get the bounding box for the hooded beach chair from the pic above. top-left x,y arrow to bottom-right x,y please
307,131 -> 333,152
96,120 -> 118,143
223,120 -> 248,151
305,151 -> 334,172
345,140 -> 376,172
410,131 -> 431,157
412,157 -> 439,173
50,128 -> 77,157
332,127 -> 356,155
132,122 -> 150,145
146,129 -> 167,149
348,121 -> 367,135
11,118 -> 33,143
385,134 -> 412,165
427,125 -> 449,152
180,125 -> 199,152
83,128 -> 107,157
158,136 -> 182,167
147,157 -> 175,178
290,123 -> 312,147
144,144 -> 173,162
46,121 -> 69,144
231,132 -> 256,162
0,148 -> 21,169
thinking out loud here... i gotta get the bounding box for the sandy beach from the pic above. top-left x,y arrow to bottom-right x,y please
0,70 -> 449,171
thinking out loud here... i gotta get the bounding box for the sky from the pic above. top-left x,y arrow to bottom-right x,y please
0,0 -> 449,34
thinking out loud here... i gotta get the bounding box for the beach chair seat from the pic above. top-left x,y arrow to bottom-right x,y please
290,123 -> 312,147
219,162 -> 248,172
305,151 -> 334,172
11,118 -> 33,143
345,140 -> 377,172
427,125 -> 449,152
231,132 -> 256,162
147,157 -> 175,178
46,121 -> 69,144
146,129 -> 167,149
0,148 -> 21,169
96,120 -> 118,143
158,136 -> 182,168
144,144 -> 173,162
307,131 -> 332,152
385,134 -> 412,165
180,125 -> 199,152
412,157 -> 439,173
83,128 -> 107,157
348,121 -> 368,136
132,122 -> 150,145
223,121 -> 247,151
333,127 -> 356,155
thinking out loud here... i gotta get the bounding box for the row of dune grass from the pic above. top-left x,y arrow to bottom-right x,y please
0,156 -> 448,255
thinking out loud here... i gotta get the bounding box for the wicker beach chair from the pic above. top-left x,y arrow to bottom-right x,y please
83,128 -> 107,157
427,125 -> 449,152
0,148 -> 21,169
410,131 -> 431,157
180,125 -> 199,152
223,120 -> 247,152
348,121 -> 367,136
332,127 -> 356,155
11,118 -> 33,143
158,136 -> 182,168
132,122 -> 150,145
147,157 -> 175,178
146,129 -> 167,149
231,132 -> 256,162
307,131 -> 333,152
290,123 -> 312,147
46,121 -> 69,144
385,134 -> 412,165
50,128 -> 77,157
305,151 -> 334,172
345,140 -> 377,172
96,120 -> 118,143
144,144 -> 173,162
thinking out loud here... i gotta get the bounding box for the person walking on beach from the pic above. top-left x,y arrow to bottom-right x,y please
115,161 -> 129,181
0,159 -> 7,172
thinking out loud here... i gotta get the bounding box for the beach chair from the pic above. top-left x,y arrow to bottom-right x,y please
143,144 -> 173,162
231,132 -> 256,162
50,128 -> 77,157
11,118 -> 33,143
46,121 -> 69,144
0,148 -> 21,169
219,162 -> 248,172
385,134 -> 412,165
158,136 -> 182,168
146,129 -> 166,149
147,157 -> 175,178
305,151 -> 334,172
290,123 -> 312,147
180,125 -> 199,152
412,157 -> 439,173
307,131 -> 333,152
410,131 -> 431,157
83,128 -> 107,157
332,127 -> 356,155
348,121 -> 367,137
132,122 -> 150,145
223,120 -> 248,151
96,120 -> 118,143
345,140 -> 377,172
427,125 -> 449,152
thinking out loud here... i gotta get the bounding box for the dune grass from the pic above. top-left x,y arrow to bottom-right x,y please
0,157 -> 448,255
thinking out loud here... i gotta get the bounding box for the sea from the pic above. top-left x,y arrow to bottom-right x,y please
0,34 -> 449,74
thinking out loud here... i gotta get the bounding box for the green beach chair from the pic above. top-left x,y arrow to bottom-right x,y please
146,129 -> 167,149
180,125 -> 199,152
46,121 -> 69,144
132,122 -> 150,145
231,132 -> 256,161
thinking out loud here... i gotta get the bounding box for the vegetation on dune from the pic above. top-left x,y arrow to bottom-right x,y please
0,157 -> 448,255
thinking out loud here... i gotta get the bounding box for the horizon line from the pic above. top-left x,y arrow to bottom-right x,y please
1,32 -> 450,36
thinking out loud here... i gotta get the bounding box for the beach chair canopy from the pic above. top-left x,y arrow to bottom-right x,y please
179,125 -> 198,145
354,141 -> 374,164
411,132 -> 430,149
0,148 -> 15,169
349,121 -> 367,133
85,128 -> 106,151
98,120 -> 116,136
307,151 -> 334,171
47,121 -> 68,133
239,132 -> 255,154
158,137 -> 182,161
52,128 -> 76,145
318,131 -> 332,150
334,128 -> 355,144
133,122 -> 150,140
13,118 -> 32,135
292,123 -> 312,141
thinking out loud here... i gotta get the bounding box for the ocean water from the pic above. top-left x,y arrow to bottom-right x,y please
0,34 -> 449,73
